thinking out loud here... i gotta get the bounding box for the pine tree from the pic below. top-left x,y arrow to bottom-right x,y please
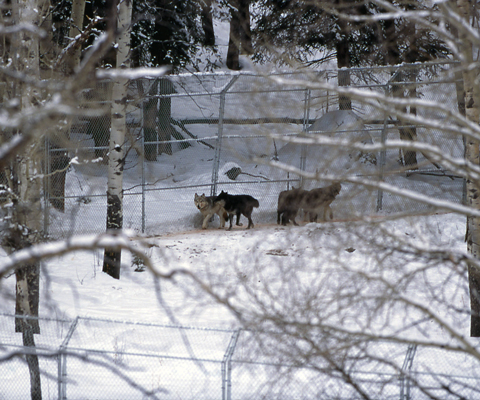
131,0 -> 208,70
250,0 -> 449,67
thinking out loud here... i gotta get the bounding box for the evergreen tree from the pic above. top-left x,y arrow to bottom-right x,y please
131,0 -> 210,70
250,0 -> 450,67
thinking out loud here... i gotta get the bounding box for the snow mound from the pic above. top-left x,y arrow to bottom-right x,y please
278,111 -> 377,177
307,110 -> 373,145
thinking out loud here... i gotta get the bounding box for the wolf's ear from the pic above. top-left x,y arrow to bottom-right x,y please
201,193 -> 205,196
292,186 -> 296,190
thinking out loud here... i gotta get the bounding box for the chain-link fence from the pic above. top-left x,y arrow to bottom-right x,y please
43,62 -> 464,238
1,314 -> 479,400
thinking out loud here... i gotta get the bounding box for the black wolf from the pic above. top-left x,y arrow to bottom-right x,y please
214,190 -> 259,230
277,187 -> 308,226
302,182 -> 342,222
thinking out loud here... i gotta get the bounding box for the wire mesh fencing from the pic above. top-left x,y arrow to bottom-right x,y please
1,314 -> 480,400
43,63 -> 465,238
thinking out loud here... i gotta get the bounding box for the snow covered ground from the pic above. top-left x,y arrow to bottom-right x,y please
0,208 -> 474,399
0,16 -> 475,400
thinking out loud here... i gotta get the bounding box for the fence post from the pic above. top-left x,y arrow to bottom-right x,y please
211,75 -> 239,197
400,344 -> 417,400
376,114 -> 388,211
44,136 -> 50,236
300,89 -> 311,188
141,103 -> 146,233
376,72 -> 400,212
58,317 -> 79,400
222,329 -> 240,400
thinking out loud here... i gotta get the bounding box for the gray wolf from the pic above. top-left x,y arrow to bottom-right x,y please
277,186 -> 309,226
302,182 -> 342,222
194,193 -> 228,229
214,190 -> 259,230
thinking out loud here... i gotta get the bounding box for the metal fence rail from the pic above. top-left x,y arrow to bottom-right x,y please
43,63 -> 465,238
1,314 -> 480,400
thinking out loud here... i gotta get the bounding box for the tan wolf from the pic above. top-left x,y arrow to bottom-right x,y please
277,186 -> 309,226
194,193 -> 228,229
302,182 -> 342,222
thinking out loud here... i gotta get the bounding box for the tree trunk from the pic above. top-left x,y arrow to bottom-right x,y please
226,0 -> 252,69
103,191 -> 122,279
400,68 -> 418,169
336,18 -> 351,111
103,0 -> 132,279
38,0 -> 55,79
226,0 -> 241,70
23,328 -> 42,400
400,14 -> 418,169
65,0 -> 86,76
8,0 -> 44,397
238,0 -> 253,55
383,18 -> 399,66
37,0 -> 71,212
15,262 -> 40,334
144,80 -> 159,161
158,78 -> 175,155
456,0 -> 480,337
201,0 -> 215,47
390,68 -> 418,169
45,146 -> 70,212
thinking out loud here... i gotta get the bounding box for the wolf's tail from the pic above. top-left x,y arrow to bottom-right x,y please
253,199 -> 260,208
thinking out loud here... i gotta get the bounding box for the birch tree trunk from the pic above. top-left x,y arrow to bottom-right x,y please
102,0 -> 132,279
8,0 -> 45,397
456,0 -> 480,337
66,0 -> 86,76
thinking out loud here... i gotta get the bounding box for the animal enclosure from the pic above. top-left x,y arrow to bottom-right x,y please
43,63 -> 464,237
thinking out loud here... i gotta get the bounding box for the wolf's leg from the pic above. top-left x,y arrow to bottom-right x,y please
202,214 -> 212,229
218,211 -> 226,228
290,208 -> 299,226
243,210 -> 254,229
324,205 -> 333,220
303,208 -> 311,222
235,213 -> 243,226
227,214 -> 233,230
279,211 -> 287,225
302,210 -> 309,222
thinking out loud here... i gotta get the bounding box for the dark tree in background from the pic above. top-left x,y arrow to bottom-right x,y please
201,0 -> 216,47
251,0 -> 377,107
51,0 -> 216,70
226,0 -> 253,70
131,0 -> 207,70
250,0 -> 449,67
